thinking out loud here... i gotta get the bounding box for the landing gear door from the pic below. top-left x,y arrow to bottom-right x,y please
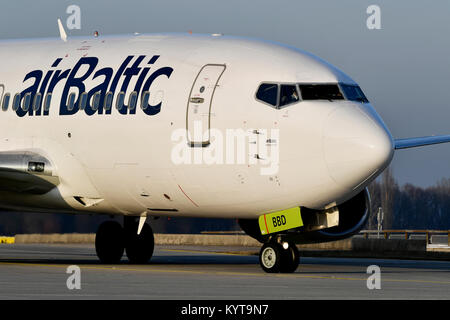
186,64 -> 226,147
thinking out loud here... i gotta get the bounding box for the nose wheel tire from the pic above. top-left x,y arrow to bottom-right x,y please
260,242 -> 282,273
280,243 -> 299,273
259,242 -> 299,273
95,220 -> 125,264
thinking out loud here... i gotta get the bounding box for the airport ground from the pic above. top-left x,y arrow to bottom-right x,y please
0,243 -> 449,300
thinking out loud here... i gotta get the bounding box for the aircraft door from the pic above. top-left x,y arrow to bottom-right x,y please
186,64 -> 226,147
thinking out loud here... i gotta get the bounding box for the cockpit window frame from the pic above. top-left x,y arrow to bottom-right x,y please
279,83 -> 301,109
254,82 -> 280,108
255,82 -> 302,109
255,81 -> 368,109
339,83 -> 369,103
297,82 -> 345,101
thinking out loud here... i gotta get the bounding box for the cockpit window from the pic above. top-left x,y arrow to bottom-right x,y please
255,82 -> 367,108
279,84 -> 299,107
340,84 -> 369,103
256,83 -> 278,106
298,84 -> 344,101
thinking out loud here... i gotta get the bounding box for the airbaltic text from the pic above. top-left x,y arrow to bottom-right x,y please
15,55 -> 173,117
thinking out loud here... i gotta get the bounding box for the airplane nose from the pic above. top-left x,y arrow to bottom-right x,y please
323,105 -> 394,190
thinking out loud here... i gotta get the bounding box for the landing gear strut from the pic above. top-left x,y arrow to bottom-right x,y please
259,240 -> 299,273
95,217 -> 155,264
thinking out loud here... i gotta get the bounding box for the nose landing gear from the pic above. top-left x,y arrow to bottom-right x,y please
259,241 -> 299,273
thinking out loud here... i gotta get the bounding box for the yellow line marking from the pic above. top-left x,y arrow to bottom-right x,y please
0,261 -> 254,277
162,248 -> 254,256
0,261 -> 449,285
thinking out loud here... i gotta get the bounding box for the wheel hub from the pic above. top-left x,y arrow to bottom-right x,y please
261,247 -> 276,268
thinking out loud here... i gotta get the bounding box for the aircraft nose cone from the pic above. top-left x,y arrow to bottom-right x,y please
323,105 -> 394,190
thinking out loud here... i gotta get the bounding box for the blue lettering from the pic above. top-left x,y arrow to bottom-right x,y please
19,54 -> 173,117
85,67 -> 113,115
118,55 -> 145,115
141,67 -> 173,116
60,57 -> 98,115
17,70 -> 42,117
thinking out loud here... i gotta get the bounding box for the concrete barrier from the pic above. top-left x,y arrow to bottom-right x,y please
14,233 -> 95,244
298,239 -> 352,251
10,233 -> 450,260
154,234 -> 261,246
13,233 -> 263,246
12,233 -> 425,252
352,238 -> 426,252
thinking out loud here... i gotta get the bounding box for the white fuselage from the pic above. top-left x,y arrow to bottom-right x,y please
0,33 -> 394,218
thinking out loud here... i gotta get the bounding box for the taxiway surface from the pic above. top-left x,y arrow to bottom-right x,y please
0,244 -> 448,299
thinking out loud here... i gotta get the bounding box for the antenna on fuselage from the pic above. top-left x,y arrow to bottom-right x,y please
57,18 -> 67,42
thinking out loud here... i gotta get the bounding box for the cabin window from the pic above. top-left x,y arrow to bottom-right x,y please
67,92 -> 76,111
256,83 -> 278,107
43,93 -> 52,112
116,92 -> 125,110
79,92 -> 88,110
279,84 -> 300,107
0,85 -> 4,110
128,91 -> 137,111
340,84 -> 369,103
92,91 -> 101,111
298,84 -> 344,101
104,91 -> 113,111
33,93 -> 42,111
22,93 -> 32,111
12,94 -> 21,111
141,91 -> 150,110
2,93 -> 10,111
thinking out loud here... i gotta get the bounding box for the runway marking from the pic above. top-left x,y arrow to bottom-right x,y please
0,261 -> 449,286
161,248 -> 320,270
162,248 -> 254,256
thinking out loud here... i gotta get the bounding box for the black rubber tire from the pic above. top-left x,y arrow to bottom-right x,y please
280,243 -> 299,273
125,223 -> 154,264
95,220 -> 124,264
259,242 -> 283,273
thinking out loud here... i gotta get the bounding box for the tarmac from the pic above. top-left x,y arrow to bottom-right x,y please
0,243 -> 449,299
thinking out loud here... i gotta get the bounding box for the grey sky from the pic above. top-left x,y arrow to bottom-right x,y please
0,0 -> 449,187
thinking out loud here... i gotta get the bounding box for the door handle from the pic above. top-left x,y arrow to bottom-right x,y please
190,97 -> 204,104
